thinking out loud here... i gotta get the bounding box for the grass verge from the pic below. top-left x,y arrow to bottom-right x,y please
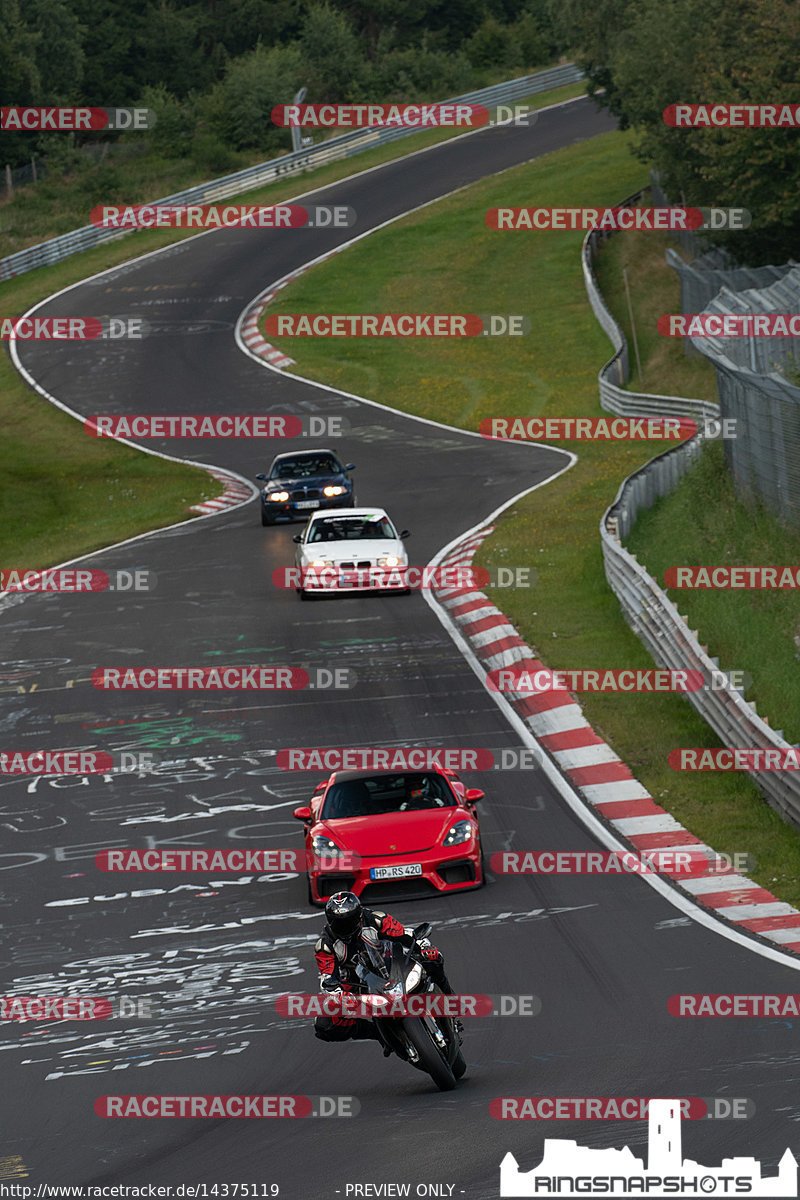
593,229 -> 718,403
628,440 -> 800,746
256,128 -> 800,907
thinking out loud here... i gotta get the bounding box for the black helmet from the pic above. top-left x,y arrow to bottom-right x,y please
325,891 -> 363,940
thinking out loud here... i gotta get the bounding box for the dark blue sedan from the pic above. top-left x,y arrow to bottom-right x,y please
257,449 -> 356,526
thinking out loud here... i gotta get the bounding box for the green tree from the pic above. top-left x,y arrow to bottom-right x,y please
560,0 -> 800,263
204,41 -> 301,152
298,4 -> 369,101
139,83 -> 197,157
0,0 -> 41,166
25,0 -> 84,101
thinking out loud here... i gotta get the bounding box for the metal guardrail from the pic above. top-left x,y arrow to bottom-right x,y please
581,186 -> 719,426
584,190 -> 800,831
0,62 -> 584,282
601,444 -> 800,831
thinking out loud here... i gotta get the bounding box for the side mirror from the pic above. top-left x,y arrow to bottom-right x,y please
344,463 -> 356,471
465,788 -> 484,804
293,806 -> 312,821
292,534 -> 303,543
400,530 -> 410,539
256,473 -> 266,481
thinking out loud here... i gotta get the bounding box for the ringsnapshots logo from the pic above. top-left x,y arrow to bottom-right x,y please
499,1098 -> 796,1197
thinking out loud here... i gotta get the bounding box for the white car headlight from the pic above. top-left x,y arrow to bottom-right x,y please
443,820 -> 473,847
270,491 -> 290,501
323,485 -> 345,497
378,555 -> 401,567
312,835 -> 344,858
309,558 -> 329,569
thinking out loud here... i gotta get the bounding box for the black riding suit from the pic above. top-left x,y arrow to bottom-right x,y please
313,907 -> 452,1042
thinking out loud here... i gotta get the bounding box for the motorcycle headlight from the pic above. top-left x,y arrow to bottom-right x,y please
323,485 -> 345,497
269,491 -> 290,502
312,835 -> 344,858
406,962 -> 423,990
377,555 -> 401,568
443,819 -> 473,847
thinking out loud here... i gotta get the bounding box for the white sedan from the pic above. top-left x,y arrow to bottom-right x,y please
293,507 -> 410,599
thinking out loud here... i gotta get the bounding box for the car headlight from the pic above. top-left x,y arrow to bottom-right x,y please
323,485 -> 345,497
309,559 -> 329,569
312,835 -> 344,858
269,491 -> 290,502
443,820 -> 473,847
378,555 -> 401,567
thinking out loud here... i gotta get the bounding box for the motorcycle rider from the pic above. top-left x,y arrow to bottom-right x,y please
313,890 -> 456,1050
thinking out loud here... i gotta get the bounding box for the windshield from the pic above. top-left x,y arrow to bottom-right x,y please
321,772 -> 457,819
270,455 -> 340,480
307,515 -> 396,543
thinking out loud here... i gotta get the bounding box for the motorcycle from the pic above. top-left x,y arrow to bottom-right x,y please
342,921 -> 466,1091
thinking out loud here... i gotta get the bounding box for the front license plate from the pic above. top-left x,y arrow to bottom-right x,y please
370,863 -> 423,880
295,500 -> 320,510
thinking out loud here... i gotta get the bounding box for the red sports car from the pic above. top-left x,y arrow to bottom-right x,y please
293,766 -> 485,904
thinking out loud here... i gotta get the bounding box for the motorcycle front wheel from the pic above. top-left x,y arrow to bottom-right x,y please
402,1017 -> 456,1091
